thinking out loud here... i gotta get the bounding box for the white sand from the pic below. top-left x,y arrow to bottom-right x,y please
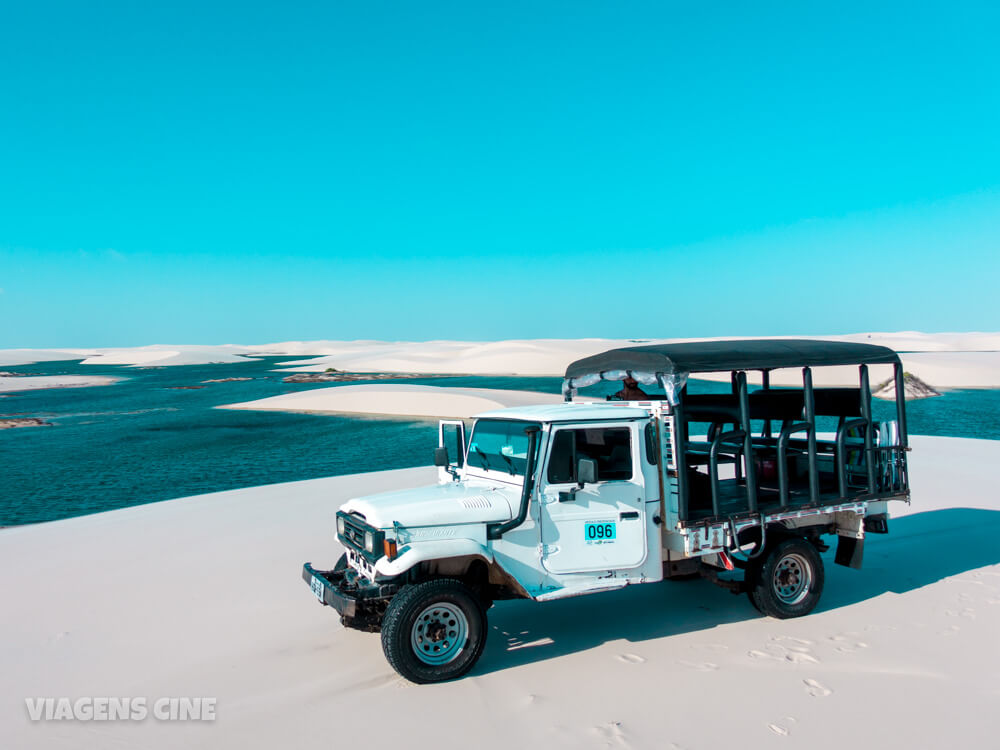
219,384 -> 561,419
1,435 -> 998,749
0,375 -> 119,393
80,345 -> 257,367
4,333 -> 1000,388
0,349 -> 97,366
269,338 -> 626,376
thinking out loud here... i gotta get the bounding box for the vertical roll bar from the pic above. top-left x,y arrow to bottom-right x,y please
736,371 -> 758,513
803,367 -> 820,505
674,391 -> 689,523
894,362 -> 909,448
859,364 -> 875,494
762,369 -> 772,440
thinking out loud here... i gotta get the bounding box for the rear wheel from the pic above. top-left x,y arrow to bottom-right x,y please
745,559 -> 764,613
748,538 -> 824,619
381,579 -> 487,684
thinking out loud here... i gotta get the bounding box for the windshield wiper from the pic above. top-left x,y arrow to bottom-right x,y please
474,447 -> 495,471
498,453 -> 516,476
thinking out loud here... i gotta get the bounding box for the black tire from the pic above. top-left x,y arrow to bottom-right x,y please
333,553 -> 348,573
381,579 -> 487,684
748,538 -> 824,619
744,559 -> 764,613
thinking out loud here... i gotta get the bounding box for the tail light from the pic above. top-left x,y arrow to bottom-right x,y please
718,550 -> 734,571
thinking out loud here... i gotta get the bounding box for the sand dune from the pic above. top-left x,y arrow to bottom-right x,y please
0,349 -> 97,366
79,345 -> 257,367
219,383 -> 561,419
1,435 -> 997,748
270,338 -> 626,377
4,333 -> 1000,388
0,375 -> 119,393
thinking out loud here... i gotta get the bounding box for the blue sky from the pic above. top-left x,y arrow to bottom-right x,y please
2,1 -> 998,347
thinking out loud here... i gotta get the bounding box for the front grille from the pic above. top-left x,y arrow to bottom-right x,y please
336,511 -> 385,563
342,515 -> 367,549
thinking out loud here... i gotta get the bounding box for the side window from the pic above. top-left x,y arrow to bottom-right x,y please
547,430 -> 576,483
547,427 -> 633,483
644,422 -> 659,465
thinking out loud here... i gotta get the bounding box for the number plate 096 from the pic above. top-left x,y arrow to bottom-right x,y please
584,522 -> 616,543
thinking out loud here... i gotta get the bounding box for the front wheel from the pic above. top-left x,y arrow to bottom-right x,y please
381,579 -> 487,684
748,538 -> 825,619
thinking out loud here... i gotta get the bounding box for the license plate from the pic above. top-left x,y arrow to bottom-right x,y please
310,575 -> 325,602
584,522 -> 616,543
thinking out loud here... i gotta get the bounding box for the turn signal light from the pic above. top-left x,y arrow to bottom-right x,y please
384,539 -> 398,560
718,550 -> 735,571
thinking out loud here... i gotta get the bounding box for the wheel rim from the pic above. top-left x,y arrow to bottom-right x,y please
772,552 -> 812,605
410,602 -> 469,666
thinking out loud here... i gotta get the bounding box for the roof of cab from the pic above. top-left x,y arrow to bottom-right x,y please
473,402 -> 650,422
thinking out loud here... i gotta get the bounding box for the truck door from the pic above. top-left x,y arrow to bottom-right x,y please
538,423 -> 647,574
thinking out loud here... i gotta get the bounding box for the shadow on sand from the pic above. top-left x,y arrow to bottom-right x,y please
474,507 -> 1000,675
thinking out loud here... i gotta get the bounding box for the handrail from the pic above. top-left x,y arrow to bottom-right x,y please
836,417 -> 869,498
777,421 -> 812,508
709,429 -> 745,517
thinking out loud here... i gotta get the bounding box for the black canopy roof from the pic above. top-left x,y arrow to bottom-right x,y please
564,339 -> 900,379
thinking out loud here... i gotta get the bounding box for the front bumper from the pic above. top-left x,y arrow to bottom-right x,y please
303,563 -> 358,617
302,561 -> 401,624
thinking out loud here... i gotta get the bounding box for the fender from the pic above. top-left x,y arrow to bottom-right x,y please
373,538 -> 494,578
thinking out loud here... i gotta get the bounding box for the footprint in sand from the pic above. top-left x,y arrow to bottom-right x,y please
945,608 -> 976,619
785,651 -> 819,664
591,721 -> 628,747
678,659 -> 719,671
803,678 -> 832,697
749,643 -> 819,664
829,634 -> 868,652
774,636 -> 814,646
616,653 -> 646,664
768,723 -> 790,736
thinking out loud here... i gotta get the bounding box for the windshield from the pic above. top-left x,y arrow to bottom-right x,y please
466,419 -> 541,476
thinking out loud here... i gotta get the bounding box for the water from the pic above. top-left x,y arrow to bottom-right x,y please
2,359 -> 998,525
0,358 -> 561,525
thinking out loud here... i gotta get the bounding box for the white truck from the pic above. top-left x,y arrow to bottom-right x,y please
303,340 -> 910,683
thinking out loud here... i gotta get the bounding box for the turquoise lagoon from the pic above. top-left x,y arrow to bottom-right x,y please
1,357 -> 998,525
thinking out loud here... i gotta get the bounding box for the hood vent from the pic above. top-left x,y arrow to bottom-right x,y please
460,495 -> 493,510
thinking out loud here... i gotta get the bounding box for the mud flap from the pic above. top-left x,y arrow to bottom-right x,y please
835,536 -> 864,569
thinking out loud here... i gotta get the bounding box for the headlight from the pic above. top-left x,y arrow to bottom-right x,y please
364,531 -> 375,552
336,516 -> 345,536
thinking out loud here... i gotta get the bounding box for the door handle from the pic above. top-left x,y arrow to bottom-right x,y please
620,511 -> 640,521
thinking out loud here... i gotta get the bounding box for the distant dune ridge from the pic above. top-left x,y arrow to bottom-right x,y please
873,371 -> 942,400
2,334 -> 1000,410
220,383 -> 561,419
1,435 -> 998,748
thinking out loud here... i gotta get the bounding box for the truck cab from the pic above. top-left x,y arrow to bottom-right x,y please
303,339 -> 911,683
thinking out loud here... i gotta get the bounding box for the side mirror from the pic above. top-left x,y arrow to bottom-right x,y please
577,457 -> 597,486
433,447 -> 450,467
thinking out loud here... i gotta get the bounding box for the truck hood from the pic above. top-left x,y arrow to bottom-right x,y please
340,481 -> 518,529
